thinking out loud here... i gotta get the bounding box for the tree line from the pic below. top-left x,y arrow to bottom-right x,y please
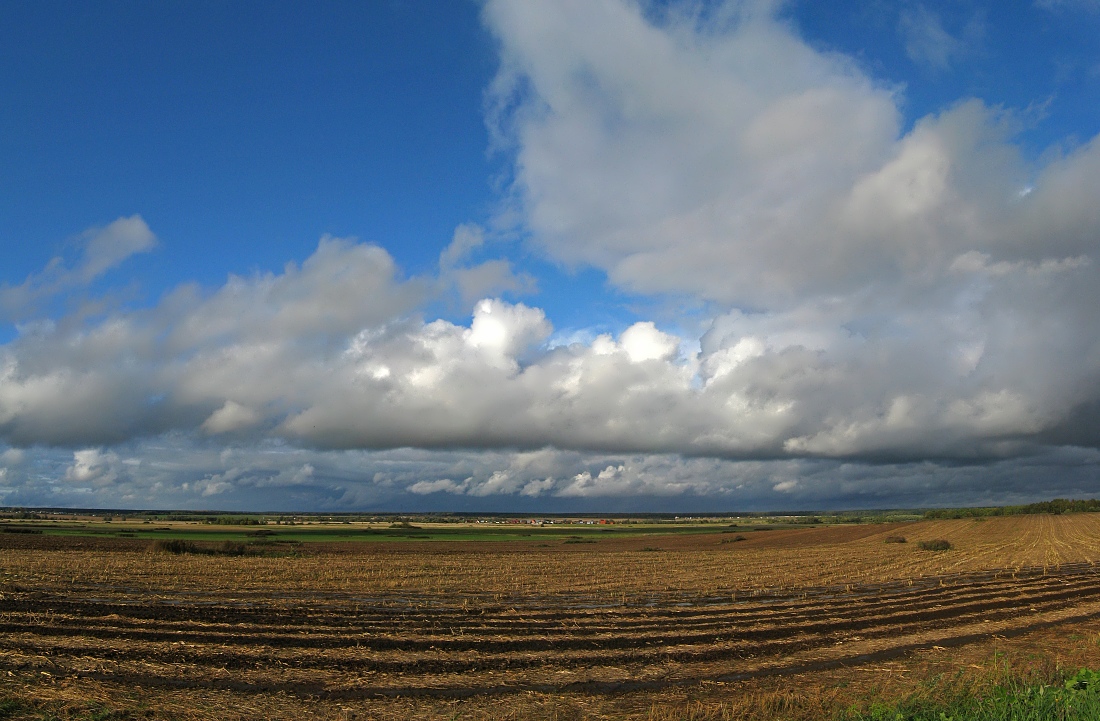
924,498 -> 1100,519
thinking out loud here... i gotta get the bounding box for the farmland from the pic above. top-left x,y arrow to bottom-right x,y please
5,514 -> 1100,719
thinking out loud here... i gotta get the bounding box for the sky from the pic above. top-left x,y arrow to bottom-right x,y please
1,0 -> 1099,512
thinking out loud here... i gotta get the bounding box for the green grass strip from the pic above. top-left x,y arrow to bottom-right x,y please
845,668 -> 1100,720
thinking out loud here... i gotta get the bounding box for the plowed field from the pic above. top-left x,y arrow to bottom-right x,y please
5,515 -> 1100,719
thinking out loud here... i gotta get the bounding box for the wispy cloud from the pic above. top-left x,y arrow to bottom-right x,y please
898,6 -> 968,71
0,216 -> 156,321
438,223 -> 536,306
1035,0 -> 1100,12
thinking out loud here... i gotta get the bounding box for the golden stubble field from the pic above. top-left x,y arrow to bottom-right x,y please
5,514 -> 1100,720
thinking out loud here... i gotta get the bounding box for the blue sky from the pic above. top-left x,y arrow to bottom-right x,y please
1,0 -> 1099,511
1,2 -> 493,280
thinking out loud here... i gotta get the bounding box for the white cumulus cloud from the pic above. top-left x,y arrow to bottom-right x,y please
1,0 -> 1099,509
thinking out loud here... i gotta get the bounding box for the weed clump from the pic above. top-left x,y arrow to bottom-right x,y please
884,535 -> 907,544
148,539 -> 253,556
917,539 -> 953,551
148,539 -> 198,555
216,541 -> 250,556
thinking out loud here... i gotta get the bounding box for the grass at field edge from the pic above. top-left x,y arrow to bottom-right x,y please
844,684 -> 1100,720
5,673 -> 1100,721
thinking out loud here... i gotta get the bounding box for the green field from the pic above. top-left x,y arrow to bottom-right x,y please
0,518 -> 772,543
0,507 -> 892,544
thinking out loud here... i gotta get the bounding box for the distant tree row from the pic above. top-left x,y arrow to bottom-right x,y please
924,498 -> 1100,519
200,515 -> 264,525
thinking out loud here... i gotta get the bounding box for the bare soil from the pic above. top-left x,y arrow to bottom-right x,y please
4,515 -> 1100,719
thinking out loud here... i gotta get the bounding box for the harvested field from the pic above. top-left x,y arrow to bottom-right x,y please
4,514 -> 1100,719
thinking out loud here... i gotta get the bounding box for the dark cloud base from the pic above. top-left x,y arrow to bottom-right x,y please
2,443 -> 1097,514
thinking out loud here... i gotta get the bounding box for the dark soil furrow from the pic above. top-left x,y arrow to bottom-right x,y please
1,575 -> 1094,669
1,568 -> 1088,639
8,604 -> 1100,701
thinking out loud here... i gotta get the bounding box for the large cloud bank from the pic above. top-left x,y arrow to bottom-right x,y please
482,0 -> 1100,457
1,0 -> 1099,508
3,234 -> 1092,464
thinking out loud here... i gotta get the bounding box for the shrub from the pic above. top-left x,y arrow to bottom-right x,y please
918,539 -> 953,551
216,541 -> 250,556
148,539 -> 198,555
149,539 -> 254,556
884,535 -> 907,544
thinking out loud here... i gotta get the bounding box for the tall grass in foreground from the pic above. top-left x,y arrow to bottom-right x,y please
635,666 -> 1100,721
6,672 -> 1100,721
844,669 -> 1100,721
